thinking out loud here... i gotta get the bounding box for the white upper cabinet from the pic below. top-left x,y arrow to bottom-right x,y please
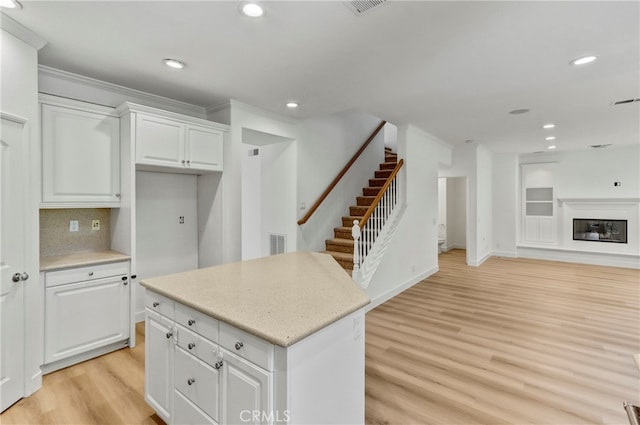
118,103 -> 226,174
41,95 -> 121,207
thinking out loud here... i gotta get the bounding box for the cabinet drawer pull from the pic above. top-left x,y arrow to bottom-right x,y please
166,332 -> 173,339
88,272 -> 94,277
188,319 -> 196,326
115,193 -> 121,198
235,341 -> 244,350
153,302 -> 160,307
188,342 -> 196,350
187,378 -> 195,386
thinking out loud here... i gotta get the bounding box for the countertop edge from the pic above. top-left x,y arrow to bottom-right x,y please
141,282 -> 370,347
40,250 -> 131,272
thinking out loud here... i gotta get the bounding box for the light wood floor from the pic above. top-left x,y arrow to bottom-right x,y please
2,250 -> 639,424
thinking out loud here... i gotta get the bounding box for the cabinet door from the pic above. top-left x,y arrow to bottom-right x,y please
174,390 -> 217,425
136,114 -> 184,167
145,309 -> 174,423
221,348 -> 272,425
44,275 -> 129,363
41,104 -> 120,205
185,124 -> 223,171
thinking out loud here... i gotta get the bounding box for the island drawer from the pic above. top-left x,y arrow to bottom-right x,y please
145,291 -> 174,319
45,261 -> 129,287
220,323 -> 274,371
174,390 -> 216,425
175,347 -> 220,422
176,324 -> 221,368
175,303 -> 219,342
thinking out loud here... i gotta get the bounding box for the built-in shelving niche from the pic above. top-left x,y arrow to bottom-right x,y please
573,219 -> 627,243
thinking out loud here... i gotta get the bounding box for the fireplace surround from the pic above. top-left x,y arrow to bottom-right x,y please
573,218 -> 627,243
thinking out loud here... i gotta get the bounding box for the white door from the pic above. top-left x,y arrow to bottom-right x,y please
145,309 -> 174,423
0,114 -> 28,412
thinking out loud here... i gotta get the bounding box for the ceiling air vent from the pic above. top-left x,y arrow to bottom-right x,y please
590,144 -> 612,149
613,98 -> 640,105
344,0 -> 386,15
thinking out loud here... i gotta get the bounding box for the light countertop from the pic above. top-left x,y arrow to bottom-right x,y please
140,252 -> 370,347
40,250 -> 131,271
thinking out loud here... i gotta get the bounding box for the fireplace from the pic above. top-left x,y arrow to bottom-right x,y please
573,219 -> 627,243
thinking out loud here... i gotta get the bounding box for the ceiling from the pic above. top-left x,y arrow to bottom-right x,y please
5,1 -> 640,153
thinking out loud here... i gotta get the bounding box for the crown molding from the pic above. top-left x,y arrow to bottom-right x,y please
38,65 -> 207,118
1,13 -> 46,50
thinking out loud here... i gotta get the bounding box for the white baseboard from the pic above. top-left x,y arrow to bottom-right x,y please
366,265 -> 439,312
467,251 -> 492,267
517,246 -> 640,269
135,310 -> 146,323
492,250 -> 518,258
24,368 -> 42,397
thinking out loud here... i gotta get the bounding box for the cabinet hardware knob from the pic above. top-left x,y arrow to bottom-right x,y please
20,272 -> 29,281
235,342 -> 244,350
123,281 -> 128,286
181,160 -> 186,164
88,272 -> 94,276
115,193 -> 121,198
188,319 -> 195,326
187,160 -> 191,165
187,378 -> 195,386
166,332 -> 173,339
12,273 -> 21,282
188,342 -> 196,350
121,276 -> 127,281
131,275 -> 137,279
153,302 -> 160,307
214,361 -> 223,370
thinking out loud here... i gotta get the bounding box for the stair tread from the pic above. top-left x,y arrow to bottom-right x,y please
326,238 -> 354,246
324,250 -> 353,260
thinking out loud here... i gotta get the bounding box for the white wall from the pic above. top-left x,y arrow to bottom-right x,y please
366,126 -> 452,308
1,21 -> 45,396
492,153 -> 518,257
135,171 -> 199,316
208,100 -> 300,263
476,145 -> 493,264
297,110 -> 385,252
437,178 -> 447,240
446,177 -> 467,250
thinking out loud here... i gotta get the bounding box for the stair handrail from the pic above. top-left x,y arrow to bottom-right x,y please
297,120 -> 387,225
358,158 -> 404,229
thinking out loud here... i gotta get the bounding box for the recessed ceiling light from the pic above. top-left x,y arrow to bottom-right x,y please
286,102 -> 299,108
545,136 -> 556,141
163,59 -> 185,69
241,2 -> 264,17
0,0 -> 22,8
509,108 -> 530,115
547,145 -> 557,150
570,55 -> 597,66
542,123 -> 555,129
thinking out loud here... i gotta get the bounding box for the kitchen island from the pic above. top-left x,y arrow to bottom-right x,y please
140,252 -> 370,425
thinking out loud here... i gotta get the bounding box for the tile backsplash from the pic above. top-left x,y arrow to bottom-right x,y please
40,208 -> 111,257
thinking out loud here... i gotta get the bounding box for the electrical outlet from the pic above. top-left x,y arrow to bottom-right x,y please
179,216 -> 185,224
70,220 -> 79,232
614,181 -> 622,187
91,219 -> 100,230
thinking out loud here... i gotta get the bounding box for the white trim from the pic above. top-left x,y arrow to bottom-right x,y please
468,251 -> 492,267
38,65 -> 207,117
0,111 -> 27,124
492,250 -> 517,258
135,310 -> 146,324
115,102 -> 229,131
39,93 -> 119,116
0,13 -> 46,50
517,245 -> 640,269
366,265 -> 438,312
205,100 -> 231,117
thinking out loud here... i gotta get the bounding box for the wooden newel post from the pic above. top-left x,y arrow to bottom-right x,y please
352,220 -> 360,273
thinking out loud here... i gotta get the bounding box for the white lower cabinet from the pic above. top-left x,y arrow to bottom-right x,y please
145,309 -> 175,423
43,261 -> 131,370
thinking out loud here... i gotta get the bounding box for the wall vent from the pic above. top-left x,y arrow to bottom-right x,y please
269,234 -> 286,255
248,148 -> 259,156
343,0 -> 386,15
613,98 -> 640,105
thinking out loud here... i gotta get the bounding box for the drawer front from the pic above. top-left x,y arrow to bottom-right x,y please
175,347 -> 220,422
175,303 -> 219,342
174,390 -> 216,425
177,324 -> 221,368
145,291 -> 175,320
45,261 -> 129,287
220,323 -> 274,371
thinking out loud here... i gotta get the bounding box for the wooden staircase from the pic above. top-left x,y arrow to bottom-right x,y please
325,147 -> 398,271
